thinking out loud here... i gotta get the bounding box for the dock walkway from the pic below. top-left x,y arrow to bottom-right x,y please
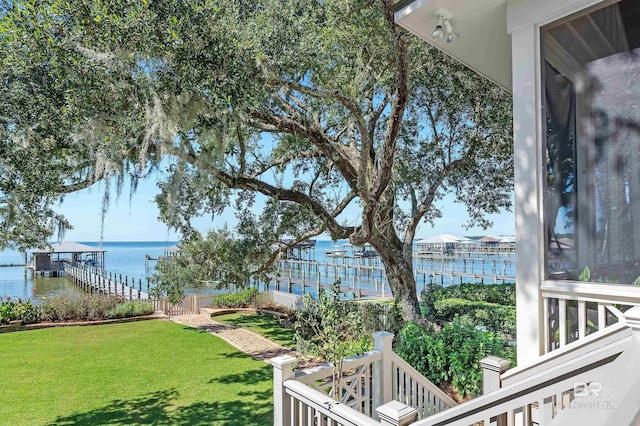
64,264 -> 149,301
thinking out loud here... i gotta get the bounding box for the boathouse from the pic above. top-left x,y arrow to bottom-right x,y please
29,241 -> 106,277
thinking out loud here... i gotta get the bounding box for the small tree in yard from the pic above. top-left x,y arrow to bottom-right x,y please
295,280 -> 372,400
150,228 -> 273,303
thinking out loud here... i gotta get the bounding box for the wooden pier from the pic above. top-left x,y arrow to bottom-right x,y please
273,254 -> 516,298
63,263 -> 221,316
64,264 -> 149,301
268,273 -> 386,299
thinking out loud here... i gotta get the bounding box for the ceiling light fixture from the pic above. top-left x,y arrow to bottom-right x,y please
444,20 -> 459,43
431,17 -> 445,39
431,9 -> 459,43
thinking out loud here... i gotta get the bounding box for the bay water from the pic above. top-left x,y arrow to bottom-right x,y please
0,240 -> 515,301
0,242 -> 176,302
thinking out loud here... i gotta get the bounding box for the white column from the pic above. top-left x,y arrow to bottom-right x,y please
512,23 -> 546,365
272,355 -> 296,426
373,330 -> 394,415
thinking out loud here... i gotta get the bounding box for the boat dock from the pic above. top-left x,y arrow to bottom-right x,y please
276,254 -> 515,295
64,264 -> 150,300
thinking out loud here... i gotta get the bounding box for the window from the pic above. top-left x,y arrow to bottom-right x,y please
543,0 -> 640,284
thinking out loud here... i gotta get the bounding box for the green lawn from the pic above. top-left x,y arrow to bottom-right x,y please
0,320 -> 272,426
214,312 -> 297,349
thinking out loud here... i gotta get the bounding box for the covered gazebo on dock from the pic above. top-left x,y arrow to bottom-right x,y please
29,241 -> 106,277
276,239 -> 317,262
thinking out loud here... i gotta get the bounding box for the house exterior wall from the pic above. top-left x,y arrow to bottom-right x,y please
511,23 -> 545,364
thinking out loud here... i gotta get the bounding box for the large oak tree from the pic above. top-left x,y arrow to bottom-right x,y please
0,0 -> 512,320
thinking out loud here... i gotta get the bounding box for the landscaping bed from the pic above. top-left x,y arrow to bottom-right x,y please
0,295 -> 157,330
0,311 -> 168,333
203,285 -> 518,401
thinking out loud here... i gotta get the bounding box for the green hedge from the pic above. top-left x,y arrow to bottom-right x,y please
209,288 -> 260,308
107,301 -> 154,319
433,298 -> 516,336
427,283 -> 515,306
1,296 -> 156,324
396,318 -> 515,397
40,294 -> 121,321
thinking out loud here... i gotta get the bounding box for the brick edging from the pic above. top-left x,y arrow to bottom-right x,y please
0,312 -> 170,333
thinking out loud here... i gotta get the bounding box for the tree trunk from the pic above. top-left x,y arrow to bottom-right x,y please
371,239 -> 421,322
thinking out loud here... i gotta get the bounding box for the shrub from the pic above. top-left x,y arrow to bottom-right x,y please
396,317 -> 516,398
394,321 -> 440,377
107,301 -> 154,319
40,294 -> 120,321
0,297 -> 18,324
209,288 -> 260,308
15,300 -> 41,324
421,283 -> 516,310
433,298 -> 516,335
358,299 -> 405,337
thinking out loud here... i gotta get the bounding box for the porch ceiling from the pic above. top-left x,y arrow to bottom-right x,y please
394,0 -> 512,91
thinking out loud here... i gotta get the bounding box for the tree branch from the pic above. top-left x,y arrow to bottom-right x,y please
274,80 -> 369,147
368,93 -> 389,143
170,142 -> 354,239
246,110 -> 360,190
251,151 -> 325,178
371,0 -> 409,200
56,169 -> 105,194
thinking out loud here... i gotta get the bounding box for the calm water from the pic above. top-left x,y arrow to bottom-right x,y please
0,240 -> 516,301
0,241 -> 177,301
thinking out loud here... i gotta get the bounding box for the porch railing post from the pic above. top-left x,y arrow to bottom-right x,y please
272,355 -> 296,426
373,331 -> 394,417
480,356 -> 510,426
480,355 -> 510,394
376,400 -> 417,426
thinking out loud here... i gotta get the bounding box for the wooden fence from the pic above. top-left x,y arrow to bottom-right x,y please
150,294 -> 216,316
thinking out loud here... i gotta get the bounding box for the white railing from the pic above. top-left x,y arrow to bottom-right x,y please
407,306 -> 640,426
274,331 -> 456,426
284,380 -> 380,426
295,351 -> 382,416
151,294 -> 215,316
390,353 -> 457,419
274,310 -> 640,426
64,263 -> 146,300
541,280 -> 640,352
410,326 -> 631,425
501,320 -> 630,387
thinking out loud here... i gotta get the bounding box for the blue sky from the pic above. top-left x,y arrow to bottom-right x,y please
56,175 -> 515,242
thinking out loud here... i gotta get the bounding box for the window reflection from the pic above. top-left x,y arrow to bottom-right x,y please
543,0 -> 640,284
